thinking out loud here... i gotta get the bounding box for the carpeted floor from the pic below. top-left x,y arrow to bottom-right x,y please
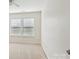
9,43 -> 47,59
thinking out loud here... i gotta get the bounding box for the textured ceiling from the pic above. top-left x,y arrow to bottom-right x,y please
9,0 -> 46,13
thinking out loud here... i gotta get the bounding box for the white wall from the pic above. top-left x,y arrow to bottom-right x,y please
42,0 -> 70,59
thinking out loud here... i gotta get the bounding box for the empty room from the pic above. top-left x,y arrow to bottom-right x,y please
9,0 -> 70,59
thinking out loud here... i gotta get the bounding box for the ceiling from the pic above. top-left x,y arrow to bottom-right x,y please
9,0 -> 46,13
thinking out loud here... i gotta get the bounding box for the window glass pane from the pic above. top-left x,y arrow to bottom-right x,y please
23,27 -> 34,36
10,19 -> 21,27
23,18 -> 35,36
23,18 -> 34,27
10,19 -> 22,35
10,27 -> 22,35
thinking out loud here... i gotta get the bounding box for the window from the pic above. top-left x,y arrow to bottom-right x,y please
10,18 -> 35,36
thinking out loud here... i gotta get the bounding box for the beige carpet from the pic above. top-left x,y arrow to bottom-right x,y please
9,43 -> 47,59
